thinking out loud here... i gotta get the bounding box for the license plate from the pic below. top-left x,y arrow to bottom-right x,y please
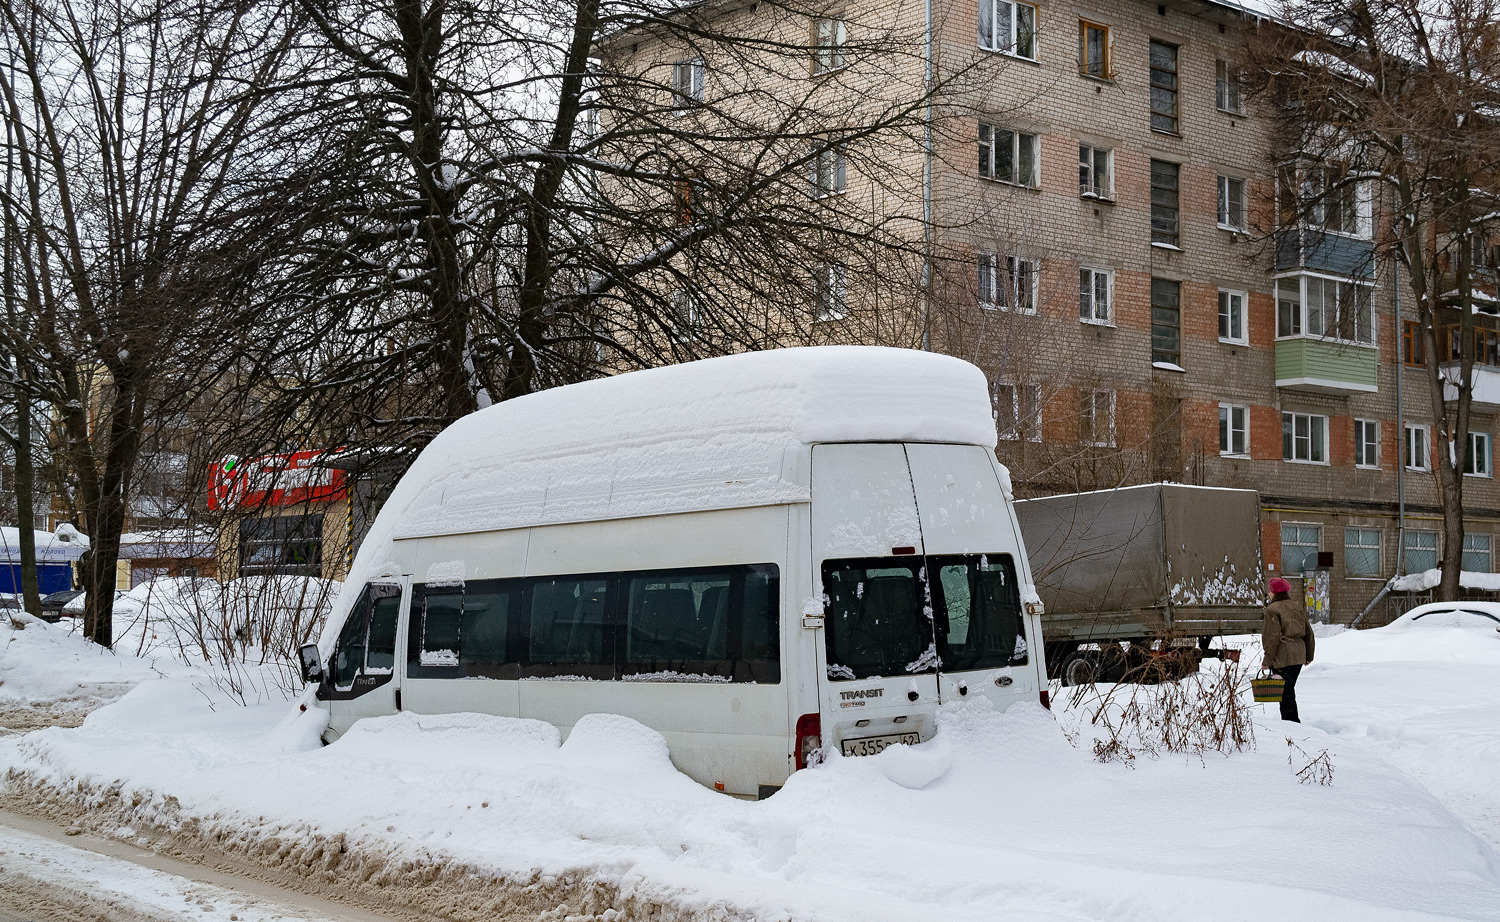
841,732 -> 920,757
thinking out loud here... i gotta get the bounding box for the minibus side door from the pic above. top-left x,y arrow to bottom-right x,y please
809,443 -> 940,760
324,578 -> 408,735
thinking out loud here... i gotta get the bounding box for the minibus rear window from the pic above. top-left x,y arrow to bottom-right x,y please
930,555 -> 1026,671
822,559 -> 934,681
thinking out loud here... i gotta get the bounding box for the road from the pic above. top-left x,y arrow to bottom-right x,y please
0,808 -> 404,922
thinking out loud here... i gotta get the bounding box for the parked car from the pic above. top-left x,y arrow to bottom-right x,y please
38,589 -> 85,622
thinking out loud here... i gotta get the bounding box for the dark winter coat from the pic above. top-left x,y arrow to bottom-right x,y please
1262,597 -> 1314,670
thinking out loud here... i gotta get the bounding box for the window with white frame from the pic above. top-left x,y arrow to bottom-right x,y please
1080,389 -> 1115,447
1464,533 -> 1493,572
978,254 -> 1037,312
1344,526 -> 1381,577
1282,411 -> 1328,463
1355,418 -> 1380,468
1275,274 -> 1374,344
813,17 -> 846,74
670,288 -> 702,340
810,146 -> 846,198
1079,267 -> 1112,323
994,381 -> 1043,441
1216,60 -> 1245,114
1464,431 -> 1492,477
980,124 -> 1038,186
1404,423 -> 1430,471
979,0 -> 1037,60
813,262 -> 847,322
1403,529 -> 1438,574
1217,175 -> 1247,230
1079,144 -> 1112,198
1219,403 -> 1248,456
671,58 -> 705,109
1218,289 -> 1246,343
1280,523 -> 1320,574
1277,162 -> 1373,238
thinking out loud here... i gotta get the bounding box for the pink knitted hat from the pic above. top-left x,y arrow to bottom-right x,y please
1269,577 -> 1292,594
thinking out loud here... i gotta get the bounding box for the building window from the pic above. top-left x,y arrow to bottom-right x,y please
239,515 -> 323,577
1280,523 -> 1320,574
1216,60 -> 1245,114
1441,324 -> 1500,366
1404,423 -> 1430,471
1278,162 -> 1372,238
1219,403 -> 1248,456
978,253 -> 1037,312
1402,320 -> 1427,366
813,17 -> 847,74
979,0 -> 1037,60
980,124 -> 1038,186
670,288 -> 702,341
1275,275 -> 1374,345
1080,21 -> 1111,78
1148,39 -> 1179,133
1079,267 -> 1112,323
810,146 -> 846,198
1151,278 -> 1181,365
1150,160 -> 1180,247
672,58 -> 705,109
1217,175 -> 1247,231
994,381 -> 1042,441
1218,289 -> 1246,343
1079,144 -> 1112,198
1355,418 -> 1380,468
1344,527 -> 1381,577
1081,389 -> 1115,447
1282,412 -> 1328,463
1403,529 -> 1439,574
1463,533 -> 1493,572
1465,431 -> 1492,477
813,262 -> 847,322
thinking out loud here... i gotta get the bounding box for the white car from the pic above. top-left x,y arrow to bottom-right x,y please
1390,601 -> 1500,629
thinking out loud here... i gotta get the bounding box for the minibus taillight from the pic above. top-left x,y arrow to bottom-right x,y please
1039,689 -> 1052,710
794,713 -> 822,770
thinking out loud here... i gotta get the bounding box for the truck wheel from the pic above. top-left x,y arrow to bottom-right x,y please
1059,650 -> 1098,687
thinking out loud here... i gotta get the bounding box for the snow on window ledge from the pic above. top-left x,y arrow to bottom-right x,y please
1152,361 -> 1186,373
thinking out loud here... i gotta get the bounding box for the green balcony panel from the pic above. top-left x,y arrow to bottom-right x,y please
1275,338 -> 1378,393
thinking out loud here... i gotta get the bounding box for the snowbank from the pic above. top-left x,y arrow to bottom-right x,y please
0,614 -> 177,710
109,576 -> 339,666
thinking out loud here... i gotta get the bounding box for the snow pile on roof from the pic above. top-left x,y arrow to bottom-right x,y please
0,527 -> 88,564
117,529 -> 215,560
1387,568 -> 1500,592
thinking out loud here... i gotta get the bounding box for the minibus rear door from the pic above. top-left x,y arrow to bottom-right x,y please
810,443 -> 940,759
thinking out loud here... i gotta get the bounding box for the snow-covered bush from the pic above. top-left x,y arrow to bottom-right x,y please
111,576 -> 340,699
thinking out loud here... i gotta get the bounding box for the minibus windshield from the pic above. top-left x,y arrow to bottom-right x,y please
822,554 -> 1026,681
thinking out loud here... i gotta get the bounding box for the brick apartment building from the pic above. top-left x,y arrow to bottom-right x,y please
609,0 -> 1500,624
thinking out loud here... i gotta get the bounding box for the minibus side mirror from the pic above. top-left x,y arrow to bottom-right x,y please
298,643 -> 324,684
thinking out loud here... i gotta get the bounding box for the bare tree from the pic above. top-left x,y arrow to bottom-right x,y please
1245,0 -> 1500,599
0,0 -> 321,643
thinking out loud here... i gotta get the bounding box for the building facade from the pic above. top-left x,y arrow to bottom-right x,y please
615,0 -> 1500,624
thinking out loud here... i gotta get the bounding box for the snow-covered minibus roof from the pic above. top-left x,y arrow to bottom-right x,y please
322,346 -> 994,653
391,346 -> 993,541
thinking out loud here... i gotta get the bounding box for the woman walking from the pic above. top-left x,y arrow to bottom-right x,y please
1262,577 -> 1314,723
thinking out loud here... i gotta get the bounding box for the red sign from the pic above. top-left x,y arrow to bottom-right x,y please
208,450 -> 347,511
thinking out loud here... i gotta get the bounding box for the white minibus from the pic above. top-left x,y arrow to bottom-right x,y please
301,346 -> 1048,798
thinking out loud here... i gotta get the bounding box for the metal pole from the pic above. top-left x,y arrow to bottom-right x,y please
1395,260 -> 1406,578
919,0 -> 933,352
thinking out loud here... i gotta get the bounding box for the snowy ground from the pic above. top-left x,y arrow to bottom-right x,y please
2,612 -> 1499,921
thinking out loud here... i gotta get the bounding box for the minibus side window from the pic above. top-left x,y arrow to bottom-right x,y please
461,585 -> 511,677
420,593 -> 464,668
622,569 -> 732,679
930,554 -> 1026,671
405,580 -> 518,679
366,595 -> 401,673
737,564 -> 781,683
526,576 -> 612,676
822,559 -> 933,681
